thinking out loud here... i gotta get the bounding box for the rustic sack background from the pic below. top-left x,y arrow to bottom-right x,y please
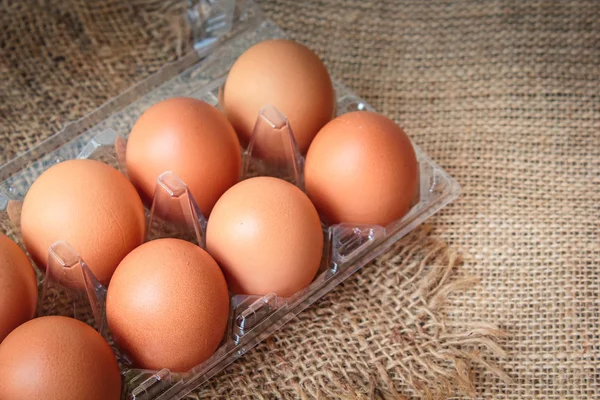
1,0 -> 599,399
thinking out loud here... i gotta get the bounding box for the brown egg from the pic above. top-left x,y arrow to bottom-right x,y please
126,97 -> 241,216
0,316 -> 121,400
206,177 -> 323,297
222,39 -> 334,156
305,111 -> 419,226
0,234 -> 37,342
20,159 -> 145,286
106,238 -> 229,372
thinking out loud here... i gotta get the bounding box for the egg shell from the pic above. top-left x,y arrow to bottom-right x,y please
0,316 -> 121,400
20,159 -> 146,286
206,177 -> 324,297
106,238 -> 229,372
126,97 -> 241,216
0,234 -> 38,342
223,39 -> 334,156
304,111 -> 419,226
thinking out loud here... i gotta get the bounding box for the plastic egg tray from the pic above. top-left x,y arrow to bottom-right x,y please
0,1 -> 460,399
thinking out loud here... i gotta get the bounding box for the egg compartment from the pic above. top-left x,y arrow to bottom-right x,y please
0,1 -> 461,399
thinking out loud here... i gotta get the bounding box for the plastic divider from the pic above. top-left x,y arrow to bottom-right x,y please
241,104 -> 304,189
147,171 -> 207,248
38,241 -> 107,336
329,224 -> 387,269
128,369 -> 175,400
232,293 -> 286,344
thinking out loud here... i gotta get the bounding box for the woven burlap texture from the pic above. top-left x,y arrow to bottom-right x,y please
2,0 -> 599,399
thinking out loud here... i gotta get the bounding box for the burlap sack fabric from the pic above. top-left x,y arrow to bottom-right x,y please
1,0 -> 599,399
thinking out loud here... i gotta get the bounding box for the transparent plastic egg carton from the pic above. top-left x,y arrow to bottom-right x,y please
0,1 -> 460,399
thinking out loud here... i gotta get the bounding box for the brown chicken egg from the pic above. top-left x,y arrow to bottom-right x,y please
222,39 -> 334,156
106,238 -> 229,372
0,234 -> 37,342
206,177 -> 324,297
305,111 -> 419,226
20,159 -> 145,286
0,316 -> 121,400
126,97 -> 241,216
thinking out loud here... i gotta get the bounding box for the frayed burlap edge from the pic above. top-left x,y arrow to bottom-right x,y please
189,225 -> 511,400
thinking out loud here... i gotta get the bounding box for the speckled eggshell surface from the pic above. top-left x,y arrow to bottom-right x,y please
0,233 -> 37,342
106,238 -> 229,372
20,159 -> 146,286
304,111 -> 419,226
0,316 -> 121,400
126,97 -> 241,216
206,177 -> 324,297
222,39 -> 335,156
